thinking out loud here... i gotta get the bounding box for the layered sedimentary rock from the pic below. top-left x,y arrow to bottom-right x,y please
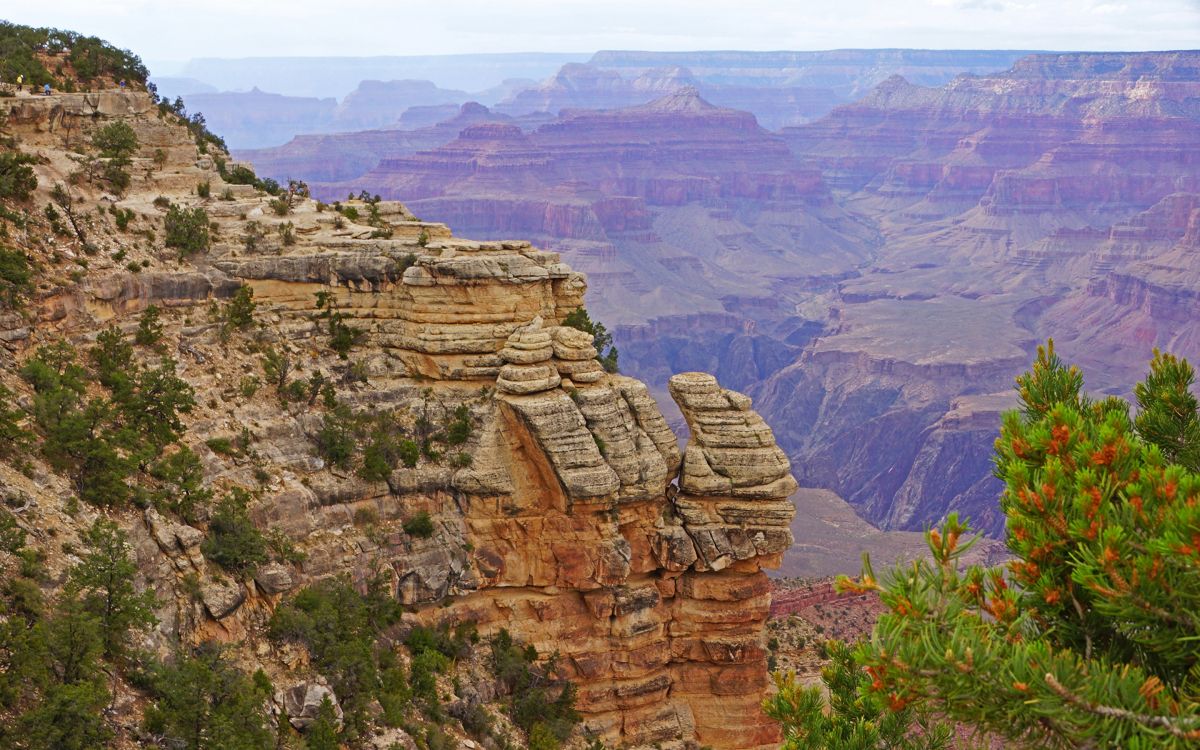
183,79 -> 472,149
233,51 -> 1035,191
211,234 -> 798,749
234,49 -> 1200,545
234,102 -> 543,184
356,88 -> 825,208
305,88 -> 873,333
761,50 -> 1200,534
587,49 -> 1030,97
492,62 -> 844,131
3,84 -> 795,749
495,63 -> 698,117
782,51 -> 1200,209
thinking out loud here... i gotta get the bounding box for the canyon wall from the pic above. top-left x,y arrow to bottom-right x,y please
236,50 -> 1200,543
2,86 -> 796,749
314,88 -> 874,333
767,51 -> 1200,534
213,237 -> 799,749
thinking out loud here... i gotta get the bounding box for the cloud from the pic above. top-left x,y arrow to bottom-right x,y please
957,0 -> 1010,11
3,0 -> 1198,60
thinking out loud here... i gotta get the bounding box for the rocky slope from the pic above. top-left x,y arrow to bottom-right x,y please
0,71 -> 796,749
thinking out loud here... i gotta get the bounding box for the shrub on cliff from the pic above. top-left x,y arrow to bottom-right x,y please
359,417 -> 421,482
150,446 -> 212,523
489,629 -> 581,749
91,121 -> 138,161
69,519 -> 157,663
402,511 -> 435,538
20,334 -> 193,507
91,122 -> 138,193
404,623 -> 476,716
0,383 -> 32,458
163,204 -> 210,257
0,514 -> 157,748
315,405 -> 357,469
142,643 -> 273,750
796,342 -> 1200,749
0,151 -> 39,201
135,305 -> 164,347
0,245 -> 33,308
445,405 -> 473,446
314,291 -> 365,359
268,576 -> 403,734
215,159 -> 278,195
305,697 -> 342,750
200,488 -> 267,574
213,285 -> 256,339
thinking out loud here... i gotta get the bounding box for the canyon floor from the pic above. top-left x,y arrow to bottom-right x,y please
778,488 -> 1009,579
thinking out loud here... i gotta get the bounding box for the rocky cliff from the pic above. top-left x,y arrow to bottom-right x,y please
232,49 -> 1200,548
312,88 -> 874,332
765,51 -> 1200,534
586,49 -> 1032,97
0,76 -> 794,750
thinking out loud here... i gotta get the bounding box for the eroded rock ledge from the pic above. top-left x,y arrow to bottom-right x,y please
8,172 -> 795,748
217,236 -> 797,749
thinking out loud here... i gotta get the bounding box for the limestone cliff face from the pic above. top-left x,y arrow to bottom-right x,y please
0,85 -> 795,748
211,235 -> 797,749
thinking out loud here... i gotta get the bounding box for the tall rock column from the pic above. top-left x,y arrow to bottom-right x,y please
665,372 -> 798,750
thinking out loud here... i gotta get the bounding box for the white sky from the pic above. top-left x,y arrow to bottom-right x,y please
6,0 -> 1199,67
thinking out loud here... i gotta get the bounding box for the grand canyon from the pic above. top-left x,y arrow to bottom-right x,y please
0,10 -> 1197,750
236,49 -> 1200,540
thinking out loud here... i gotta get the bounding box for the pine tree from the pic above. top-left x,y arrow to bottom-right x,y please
200,488 -> 268,574
304,697 -> 341,750
0,383 -> 31,459
150,446 -> 213,523
143,643 -> 273,750
765,641 -> 950,750
1134,349 -> 1200,471
135,304 -> 165,348
829,342 -> 1200,749
16,680 -> 112,750
68,519 -> 157,662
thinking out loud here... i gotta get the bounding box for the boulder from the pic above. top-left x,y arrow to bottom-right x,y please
199,580 -> 245,620
279,682 -> 344,730
254,562 -> 294,595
